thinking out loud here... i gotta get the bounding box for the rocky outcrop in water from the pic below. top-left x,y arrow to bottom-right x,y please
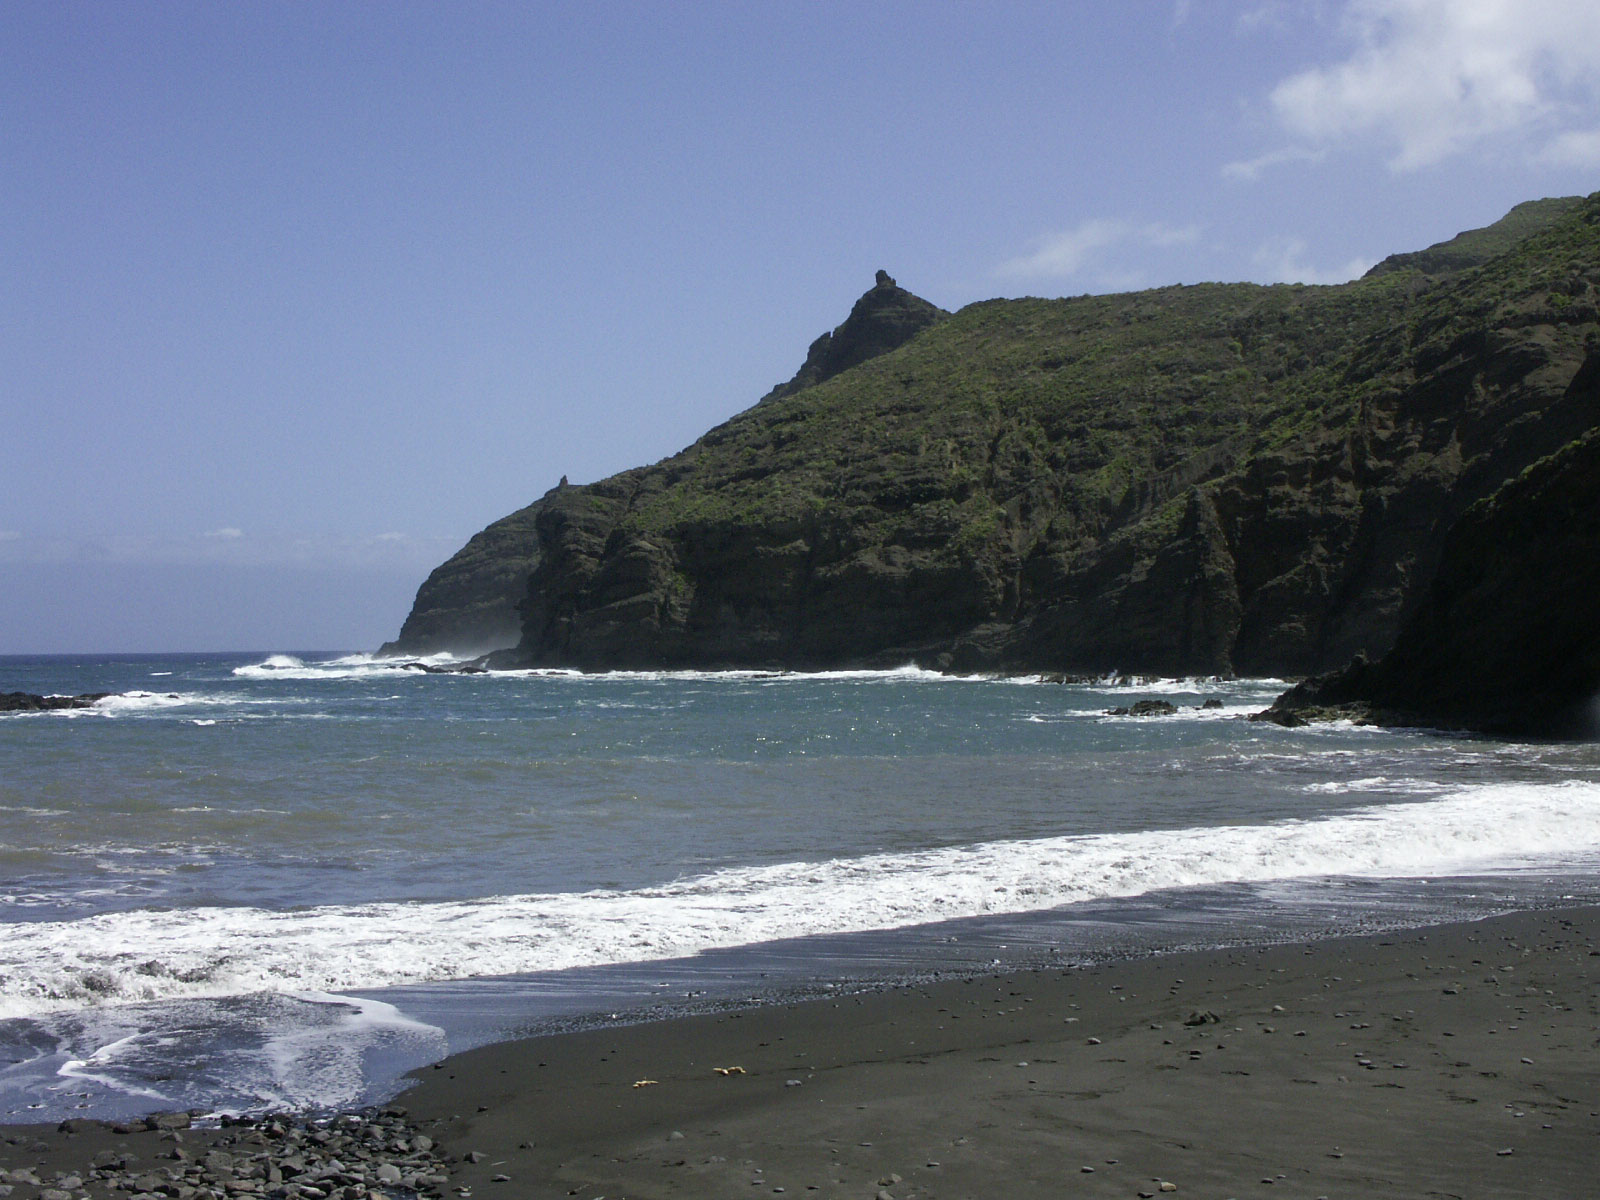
1,692 -> 109,712
389,195 -> 1600,679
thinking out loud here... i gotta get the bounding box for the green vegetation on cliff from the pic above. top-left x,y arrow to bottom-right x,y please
388,193 -> 1600,678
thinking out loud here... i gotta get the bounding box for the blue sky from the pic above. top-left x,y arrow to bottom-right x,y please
4,0 -> 1598,652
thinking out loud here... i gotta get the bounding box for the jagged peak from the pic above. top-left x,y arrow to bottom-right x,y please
762,271 -> 948,403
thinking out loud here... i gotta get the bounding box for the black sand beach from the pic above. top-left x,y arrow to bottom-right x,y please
5,907 -> 1597,1199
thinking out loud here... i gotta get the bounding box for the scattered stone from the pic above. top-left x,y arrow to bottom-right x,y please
1183,1010 -> 1221,1026
0,1108 -> 454,1200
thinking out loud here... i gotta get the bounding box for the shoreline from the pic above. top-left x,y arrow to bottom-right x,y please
7,905 -> 1595,1198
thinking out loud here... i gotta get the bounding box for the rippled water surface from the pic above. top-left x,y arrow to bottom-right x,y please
4,651 -> 1599,1120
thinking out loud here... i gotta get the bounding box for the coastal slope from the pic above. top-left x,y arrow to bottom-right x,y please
388,194 -> 1600,675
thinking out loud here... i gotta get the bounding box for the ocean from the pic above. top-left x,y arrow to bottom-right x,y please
3,651 -> 1599,1124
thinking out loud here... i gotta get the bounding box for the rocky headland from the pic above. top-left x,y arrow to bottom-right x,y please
384,194 -> 1600,729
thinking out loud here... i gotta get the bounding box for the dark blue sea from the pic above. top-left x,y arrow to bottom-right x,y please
3,652 -> 1598,1123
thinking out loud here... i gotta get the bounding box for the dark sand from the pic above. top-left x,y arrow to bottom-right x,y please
5,907 -> 1598,1199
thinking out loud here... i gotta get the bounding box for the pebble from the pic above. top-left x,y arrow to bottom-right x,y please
2,1109 -> 455,1200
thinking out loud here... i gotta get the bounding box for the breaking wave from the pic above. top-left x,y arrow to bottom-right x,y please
4,779 -> 1597,1019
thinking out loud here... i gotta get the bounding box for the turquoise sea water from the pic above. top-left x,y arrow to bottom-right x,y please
3,651 -> 1599,1121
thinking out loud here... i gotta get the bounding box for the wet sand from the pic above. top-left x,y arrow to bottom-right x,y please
4,906 -> 1597,1199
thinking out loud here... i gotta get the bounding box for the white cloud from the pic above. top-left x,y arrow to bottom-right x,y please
1252,235 -> 1375,285
374,531 -> 409,542
996,219 -> 1200,281
1265,0 -> 1600,170
1221,145 -> 1326,181
1537,126 -> 1600,168
205,527 -> 245,539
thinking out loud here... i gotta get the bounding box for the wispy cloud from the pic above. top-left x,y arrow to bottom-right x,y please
1252,235 -> 1374,285
1537,126 -> 1600,168
205,526 -> 245,540
1259,0 -> 1600,171
1221,145 -> 1326,181
995,219 -> 1200,282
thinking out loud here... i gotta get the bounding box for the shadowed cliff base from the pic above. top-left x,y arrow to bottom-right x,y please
1259,411 -> 1600,739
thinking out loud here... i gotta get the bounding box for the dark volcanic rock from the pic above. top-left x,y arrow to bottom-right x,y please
1,692 -> 109,712
388,195 -> 1600,679
5,1108 -> 455,1200
378,492 -> 556,658
1261,411 -> 1600,738
1106,699 -> 1178,717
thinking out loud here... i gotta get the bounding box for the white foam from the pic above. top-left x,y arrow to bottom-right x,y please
1303,777 -> 1453,796
35,991 -> 446,1116
37,691 -> 202,719
488,664 -> 957,684
3,780 -> 1598,1019
232,652 -> 473,681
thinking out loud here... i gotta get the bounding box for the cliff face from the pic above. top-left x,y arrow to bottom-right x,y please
379,273 -> 947,659
1264,398 -> 1600,736
388,194 -> 1600,676
378,497 -> 552,657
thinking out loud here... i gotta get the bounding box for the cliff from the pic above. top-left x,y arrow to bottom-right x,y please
1261,402 -> 1600,737
377,497 -> 551,657
378,273 -> 946,659
386,193 -> 1600,678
